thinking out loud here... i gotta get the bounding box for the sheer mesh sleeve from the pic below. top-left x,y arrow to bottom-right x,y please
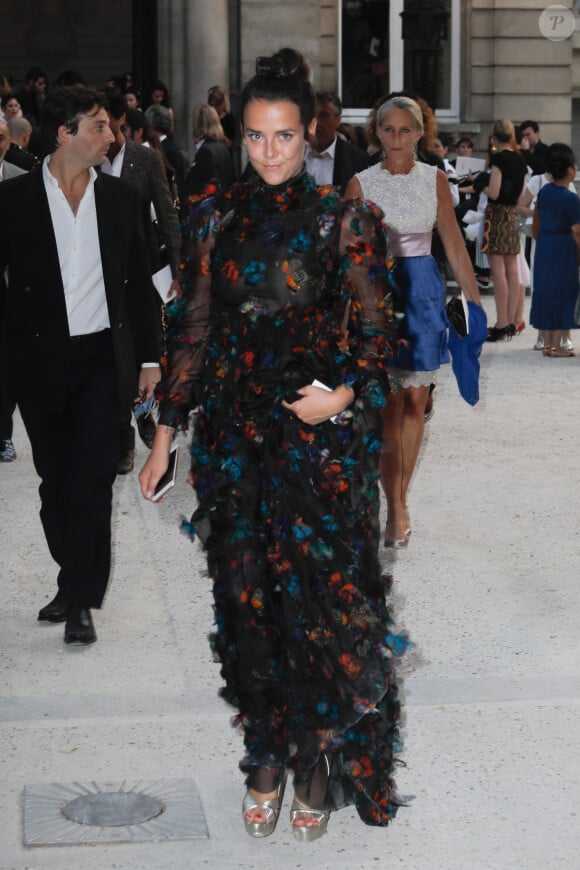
337,198 -> 399,399
157,188 -> 220,428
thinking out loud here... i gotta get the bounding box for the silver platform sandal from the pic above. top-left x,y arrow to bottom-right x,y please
242,770 -> 287,838
290,754 -> 331,842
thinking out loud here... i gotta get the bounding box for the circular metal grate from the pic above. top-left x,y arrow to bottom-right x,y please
62,792 -> 164,827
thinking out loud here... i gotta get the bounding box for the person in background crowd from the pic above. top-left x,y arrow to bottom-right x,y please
140,47 -> 408,841
478,119 -> 527,341
5,117 -> 41,171
123,90 -> 141,112
15,66 -> 47,127
519,120 -> 549,176
183,103 -> 235,205
0,118 -> 27,463
145,103 -> 186,201
148,80 -> 174,137
124,108 -> 147,145
103,92 -> 181,473
1,93 -> 23,122
306,91 -> 369,193
0,85 -> 161,645
207,85 -> 237,151
530,144 -> 580,357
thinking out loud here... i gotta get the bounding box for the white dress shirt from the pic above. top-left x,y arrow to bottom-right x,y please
101,142 -> 126,177
43,156 -> 110,337
305,138 -> 337,186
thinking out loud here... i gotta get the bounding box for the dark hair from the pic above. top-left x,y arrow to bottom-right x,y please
315,91 -> 342,115
25,66 -> 46,84
0,91 -> 17,110
42,85 -> 107,152
53,69 -> 86,89
546,143 -> 575,180
125,108 -> 147,138
240,47 -> 314,129
104,90 -> 126,120
150,80 -> 171,107
519,120 -> 539,133
456,135 -> 473,149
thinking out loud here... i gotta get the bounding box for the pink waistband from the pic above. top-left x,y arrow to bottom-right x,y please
389,231 -> 432,258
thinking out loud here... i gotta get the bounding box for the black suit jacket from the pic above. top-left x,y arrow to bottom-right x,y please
184,139 -> 235,199
120,138 -> 181,274
332,137 -> 371,194
0,169 -> 160,411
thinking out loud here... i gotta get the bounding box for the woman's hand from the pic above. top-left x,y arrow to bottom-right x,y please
282,384 -> 354,426
139,424 -> 175,501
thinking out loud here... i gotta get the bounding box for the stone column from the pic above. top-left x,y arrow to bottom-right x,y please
157,0 -> 229,158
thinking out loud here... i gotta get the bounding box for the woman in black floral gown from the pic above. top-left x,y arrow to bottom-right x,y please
140,48 -> 408,840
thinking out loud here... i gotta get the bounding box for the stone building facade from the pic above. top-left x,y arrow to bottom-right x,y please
157,0 -> 579,159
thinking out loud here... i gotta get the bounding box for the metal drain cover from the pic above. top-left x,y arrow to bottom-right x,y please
62,791 -> 164,827
23,779 -> 209,845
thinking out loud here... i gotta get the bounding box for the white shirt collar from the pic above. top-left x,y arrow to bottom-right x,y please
42,154 -> 98,189
306,137 -> 338,160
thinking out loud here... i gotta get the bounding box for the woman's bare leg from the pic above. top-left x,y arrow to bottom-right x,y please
400,385 -> 429,518
488,254 -> 509,327
379,392 -> 407,541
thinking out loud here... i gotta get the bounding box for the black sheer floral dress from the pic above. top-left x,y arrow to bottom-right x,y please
157,170 -> 409,826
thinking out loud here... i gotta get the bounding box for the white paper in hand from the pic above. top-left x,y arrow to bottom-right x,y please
152,265 -> 174,303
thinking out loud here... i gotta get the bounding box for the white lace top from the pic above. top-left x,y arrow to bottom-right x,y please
355,161 -> 439,257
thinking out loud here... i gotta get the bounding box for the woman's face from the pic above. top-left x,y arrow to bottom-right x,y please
377,107 -> 421,159
243,98 -> 315,186
151,89 -> 165,105
5,98 -> 20,118
124,92 -> 138,110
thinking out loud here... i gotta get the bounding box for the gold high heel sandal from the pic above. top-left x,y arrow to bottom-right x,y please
290,755 -> 331,842
242,770 -> 287,838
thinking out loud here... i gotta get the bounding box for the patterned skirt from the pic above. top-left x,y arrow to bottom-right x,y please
481,203 -> 520,255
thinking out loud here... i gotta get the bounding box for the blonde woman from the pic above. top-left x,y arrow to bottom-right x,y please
183,103 -> 235,201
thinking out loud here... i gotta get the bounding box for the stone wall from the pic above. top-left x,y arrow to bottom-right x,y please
468,0 -> 573,151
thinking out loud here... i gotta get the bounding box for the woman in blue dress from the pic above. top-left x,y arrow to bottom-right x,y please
530,144 -> 580,357
346,96 -> 482,548
140,49 -> 408,841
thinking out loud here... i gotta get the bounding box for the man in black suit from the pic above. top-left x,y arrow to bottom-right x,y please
0,86 -> 161,645
519,120 -> 549,176
144,104 -> 187,201
305,92 -> 370,193
103,93 -> 181,472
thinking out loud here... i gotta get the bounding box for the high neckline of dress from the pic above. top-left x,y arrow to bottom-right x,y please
380,161 -> 417,177
247,166 -> 315,199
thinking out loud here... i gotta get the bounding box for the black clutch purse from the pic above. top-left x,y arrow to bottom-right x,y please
447,295 -> 468,338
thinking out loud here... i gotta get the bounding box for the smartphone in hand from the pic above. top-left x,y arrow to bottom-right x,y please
152,443 -> 179,502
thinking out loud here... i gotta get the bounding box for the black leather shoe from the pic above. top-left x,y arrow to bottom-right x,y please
136,413 -> 157,449
38,592 -> 69,623
64,606 -> 97,645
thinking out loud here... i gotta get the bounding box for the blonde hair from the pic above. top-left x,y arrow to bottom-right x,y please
492,118 -> 517,147
192,103 -> 225,141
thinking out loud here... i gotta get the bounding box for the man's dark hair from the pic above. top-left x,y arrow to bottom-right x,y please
104,90 -> 125,120
315,91 -> 342,115
456,135 -> 473,149
519,120 -> 539,133
42,85 -> 107,152
124,108 -> 147,139
25,66 -> 46,85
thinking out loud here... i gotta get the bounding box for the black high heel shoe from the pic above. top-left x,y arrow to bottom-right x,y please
486,323 -> 516,342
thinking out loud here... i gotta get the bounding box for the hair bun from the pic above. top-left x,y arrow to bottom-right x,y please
255,48 -> 309,82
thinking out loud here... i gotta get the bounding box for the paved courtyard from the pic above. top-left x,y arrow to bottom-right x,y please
1,296 -> 579,869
